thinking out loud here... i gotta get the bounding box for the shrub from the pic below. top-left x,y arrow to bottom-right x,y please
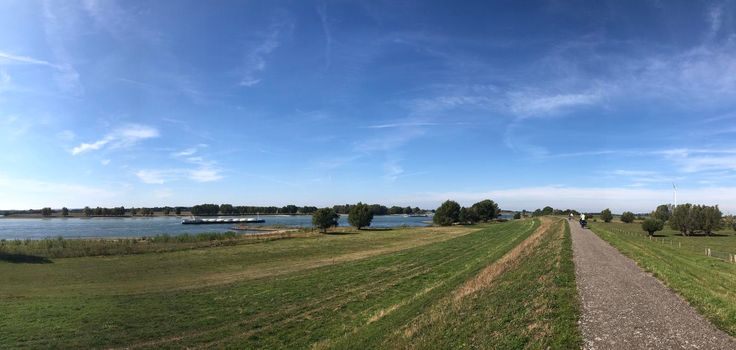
600,209 -> 613,223
641,218 -> 664,236
620,211 -> 635,223
513,212 -> 521,219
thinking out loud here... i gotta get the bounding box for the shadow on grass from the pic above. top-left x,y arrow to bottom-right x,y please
324,231 -> 360,235
359,228 -> 394,232
673,233 -> 732,237
0,252 -> 53,264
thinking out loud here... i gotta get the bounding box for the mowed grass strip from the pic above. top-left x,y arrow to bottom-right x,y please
0,226 -> 474,297
356,218 -> 582,349
590,222 -> 736,336
0,220 -> 537,349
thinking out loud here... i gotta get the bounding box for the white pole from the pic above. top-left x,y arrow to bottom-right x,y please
673,183 -> 678,207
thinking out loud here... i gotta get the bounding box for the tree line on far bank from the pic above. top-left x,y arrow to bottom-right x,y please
309,199 -> 503,233
4,203 -> 431,218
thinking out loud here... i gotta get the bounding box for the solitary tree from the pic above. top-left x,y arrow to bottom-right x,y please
83,206 -> 92,217
641,218 -> 664,236
312,208 -> 340,233
601,208 -> 613,223
41,207 -> 53,217
348,202 -> 373,229
433,200 -> 461,226
513,212 -> 521,219
61,207 -> 69,217
472,199 -> 500,222
620,211 -> 635,223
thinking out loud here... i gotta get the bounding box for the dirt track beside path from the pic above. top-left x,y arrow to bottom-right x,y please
570,220 -> 735,349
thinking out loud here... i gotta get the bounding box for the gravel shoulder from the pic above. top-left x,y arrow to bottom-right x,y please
570,220 -> 735,349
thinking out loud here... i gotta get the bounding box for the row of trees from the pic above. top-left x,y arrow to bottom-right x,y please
530,206 -> 580,217
433,199 -> 500,226
619,204 -> 730,237
310,202 -> 394,232
332,204 -> 425,215
189,203 -> 426,216
310,200 -> 501,233
81,206 -> 128,217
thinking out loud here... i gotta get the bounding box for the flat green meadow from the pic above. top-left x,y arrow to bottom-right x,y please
1,219 -> 581,349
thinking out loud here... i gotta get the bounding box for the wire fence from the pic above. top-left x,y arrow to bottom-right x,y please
605,227 -> 736,264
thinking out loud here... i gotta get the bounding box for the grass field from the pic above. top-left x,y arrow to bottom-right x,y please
0,218 -> 581,349
590,221 -> 736,336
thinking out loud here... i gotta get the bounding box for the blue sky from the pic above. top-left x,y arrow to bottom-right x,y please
1,0 -> 736,213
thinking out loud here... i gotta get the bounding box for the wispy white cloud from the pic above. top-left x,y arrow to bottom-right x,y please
0,51 -> 59,68
316,2 -> 333,69
507,89 -> 603,117
71,124 -> 159,155
239,20 -> 292,87
172,147 -> 197,157
135,169 -> 168,184
134,166 -> 223,184
0,174 -> 118,209
189,167 -> 223,182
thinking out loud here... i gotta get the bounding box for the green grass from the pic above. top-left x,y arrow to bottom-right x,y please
0,232 -> 257,259
590,221 -> 736,336
1,221 -> 569,349
375,219 -> 582,349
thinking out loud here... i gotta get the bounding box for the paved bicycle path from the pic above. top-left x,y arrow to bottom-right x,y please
570,221 -> 735,349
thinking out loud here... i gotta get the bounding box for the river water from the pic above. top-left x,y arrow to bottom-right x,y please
0,215 -> 435,240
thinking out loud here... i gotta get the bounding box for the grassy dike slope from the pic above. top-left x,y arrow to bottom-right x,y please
1,219 -> 580,349
590,222 -> 736,336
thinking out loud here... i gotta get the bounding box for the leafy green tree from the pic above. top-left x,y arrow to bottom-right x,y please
701,205 -> 723,236
41,207 -> 53,217
513,212 -> 521,219
83,206 -> 92,217
600,208 -> 613,223
541,206 -> 554,215
348,202 -> 373,229
175,207 -> 182,215
458,207 -> 479,224
652,204 -> 671,222
641,218 -> 664,236
312,208 -> 340,233
620,211 -> 635,223
472,199 -> 499,221
670,203 -> 692,235
61,207 -> 69,216
433,200 -> 461,226
163,207 -> 171,215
